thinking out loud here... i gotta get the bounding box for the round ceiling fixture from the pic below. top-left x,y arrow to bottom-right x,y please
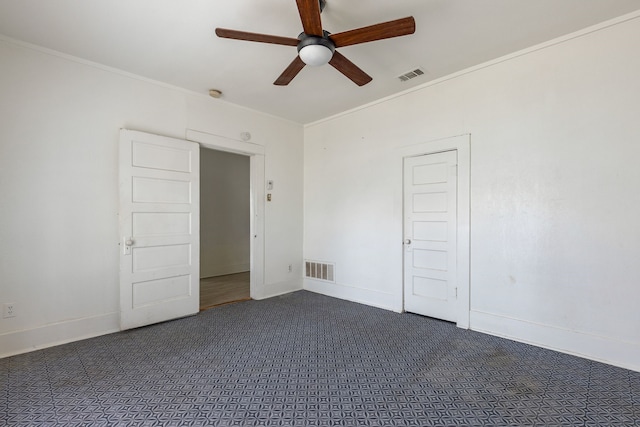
297,33 -> 335,67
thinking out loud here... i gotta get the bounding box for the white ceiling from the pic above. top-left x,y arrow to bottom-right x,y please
1,0 -> 639,124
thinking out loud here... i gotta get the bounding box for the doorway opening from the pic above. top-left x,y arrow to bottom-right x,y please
199,147 -> 251,309
187,128 -> 266,302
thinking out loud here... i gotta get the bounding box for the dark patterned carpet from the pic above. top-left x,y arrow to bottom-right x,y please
1,291 -> 638,426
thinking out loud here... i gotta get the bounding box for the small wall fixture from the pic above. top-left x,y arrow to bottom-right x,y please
209,89 -> 223,98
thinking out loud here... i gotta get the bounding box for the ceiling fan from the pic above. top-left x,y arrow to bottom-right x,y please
215,0 -> 415,86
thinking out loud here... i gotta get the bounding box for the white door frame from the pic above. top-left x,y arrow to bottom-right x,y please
398,134 -> 470,329
186,129 -> 266,300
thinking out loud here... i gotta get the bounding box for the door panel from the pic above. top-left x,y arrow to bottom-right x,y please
413,249 -> 448,270
413,192 -> 447,212
413,276 -> 448,300
404,150 -> 457,322
132,244 -> 192,272
413,221 -> 448,241
132,177 -> 192,204
412,163 -> 448,184
132,275 -> 191,307
132,141 -> 193,172
119,129 -> 200,330
132,213 -> 192,237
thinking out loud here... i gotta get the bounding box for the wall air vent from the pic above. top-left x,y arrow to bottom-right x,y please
305,260 -> 335,283
397,68 -> 425,82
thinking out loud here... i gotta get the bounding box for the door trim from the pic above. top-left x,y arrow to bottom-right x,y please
186,129 -> 266,300
398,134 -> 470,329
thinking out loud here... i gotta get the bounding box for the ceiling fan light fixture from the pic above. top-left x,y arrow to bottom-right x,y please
297,35 -> 335,67
216,0 -> 416,86
299,44 -> 333,66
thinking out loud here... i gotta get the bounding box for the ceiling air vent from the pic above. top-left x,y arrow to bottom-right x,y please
397,68 -> 425,82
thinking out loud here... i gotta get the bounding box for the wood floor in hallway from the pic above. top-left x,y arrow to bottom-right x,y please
200,271 -> 250,310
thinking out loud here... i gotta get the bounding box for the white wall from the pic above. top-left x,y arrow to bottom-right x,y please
200,149 -> 250,278
303,15 -> 640,371
0,37 -> 304,357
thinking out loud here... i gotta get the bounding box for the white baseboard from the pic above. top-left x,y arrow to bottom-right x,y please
304,279 -> 402,313
201,263 -> 250,279
253,277 -> 303,300
470,310 -> 640,373
0,313 -> 120,359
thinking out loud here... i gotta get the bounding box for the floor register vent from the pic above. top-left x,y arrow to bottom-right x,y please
305,260 -> 335,283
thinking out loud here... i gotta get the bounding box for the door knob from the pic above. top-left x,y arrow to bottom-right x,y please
404,239 -> 411,245
123,237 -> 135,255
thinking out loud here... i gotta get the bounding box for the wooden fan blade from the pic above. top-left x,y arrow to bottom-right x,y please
329,17 -> 416,48
296,0 -> 323,36
215,28 -> 299,46
329,51 -> 372,86
274,56 -> 306,86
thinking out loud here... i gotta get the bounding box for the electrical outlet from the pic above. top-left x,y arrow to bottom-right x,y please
3,303 -> 16,318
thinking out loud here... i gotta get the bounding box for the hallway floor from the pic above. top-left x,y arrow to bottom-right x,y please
200,271 -> 250,310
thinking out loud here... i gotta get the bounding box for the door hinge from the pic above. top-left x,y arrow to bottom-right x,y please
454,287 -> 458,298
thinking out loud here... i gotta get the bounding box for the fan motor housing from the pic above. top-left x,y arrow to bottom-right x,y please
297,31 -> 335,53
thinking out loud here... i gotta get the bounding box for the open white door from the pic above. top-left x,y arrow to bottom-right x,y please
119,129 -> 200,330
